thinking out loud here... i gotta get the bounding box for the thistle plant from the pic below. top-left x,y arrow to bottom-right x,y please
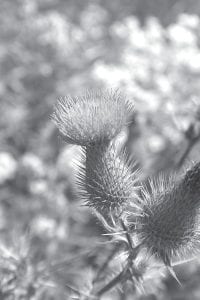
52,90 -> 200,298
52,90 -> 138,218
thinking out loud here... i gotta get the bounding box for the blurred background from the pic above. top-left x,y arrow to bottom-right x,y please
1,0 -> 200,299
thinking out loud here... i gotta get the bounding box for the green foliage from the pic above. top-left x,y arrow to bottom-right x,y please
1,1 -> 200,299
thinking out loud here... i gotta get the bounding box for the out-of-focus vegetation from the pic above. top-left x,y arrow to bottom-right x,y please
1,0 -> 200,299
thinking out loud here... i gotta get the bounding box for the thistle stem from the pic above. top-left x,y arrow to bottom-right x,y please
93,244 -> 120,284
176,136 -> 199,169
120,220 -> 134,250
96,269 -> 126,297
89,219 -> 137,299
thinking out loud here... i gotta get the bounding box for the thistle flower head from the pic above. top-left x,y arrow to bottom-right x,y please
76,143 -> 140,218
52,90 -> 133,146
132,163 -> 200,266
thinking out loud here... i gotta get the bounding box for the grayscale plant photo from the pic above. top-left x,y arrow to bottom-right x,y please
1,0 -> 200,299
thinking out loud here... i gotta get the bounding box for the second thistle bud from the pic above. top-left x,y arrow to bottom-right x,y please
133,162 -> 200,266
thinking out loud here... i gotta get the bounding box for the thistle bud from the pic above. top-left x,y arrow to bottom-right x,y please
134,163 -> 200,266
52,90 -> 133,146
77,143 -> 140,217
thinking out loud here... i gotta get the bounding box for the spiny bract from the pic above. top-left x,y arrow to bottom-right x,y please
52,90 -> 133,146
133,163 -> 200,266
76,143 -> 140,217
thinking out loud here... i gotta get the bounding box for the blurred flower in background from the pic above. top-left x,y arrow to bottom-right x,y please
0,152 -> 17,185
1,0 -> 200,299
94,13 -> 200,174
